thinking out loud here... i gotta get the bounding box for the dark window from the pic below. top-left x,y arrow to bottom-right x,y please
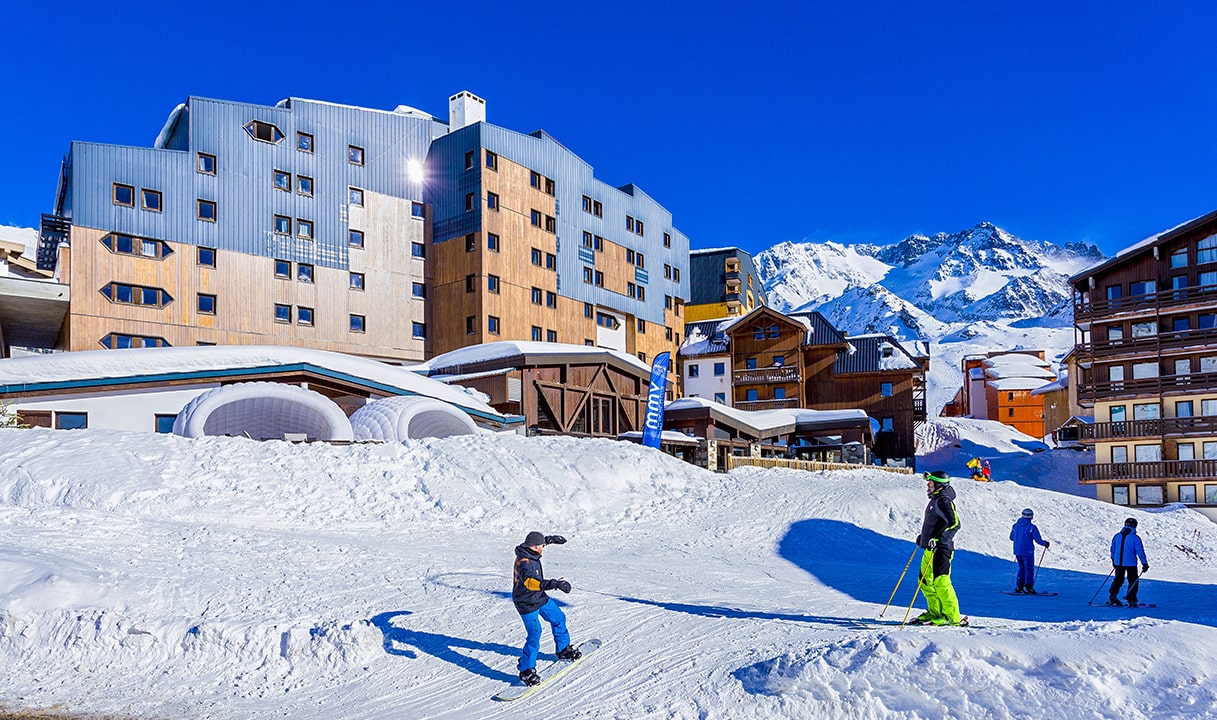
350,314 -> 366,333
531,248 -> 543,266
465,150 -> 476,170
466,234 -> 477,252
348,187 -> 364,206
531,287 -> 543,304
274,304 -> 291,323
487,192 -> 499,210
197,199 -> 217,222
488,316 -> 501,335
297,263 -> 313,283
155,415 -> 177,433
244,120 -> 284,144
56,412 -> 88,430
113,183 -> 135,207
547,329 -> 557,342
532,326 -> 543,341
411,242 -> 425,258
664,232 -> 671,248
197,247 -> 216,267
297,176 -> 313,196
488,275 -> 500,293
412,202 -> 425,218
466,274 -> 476,293
296,132 -> 313,152
689,364 -> 700,378
274,170 -> 291,191
881,381 -> 893,397
141,189 -> 162,212
197,153 -> 216,174
485,151 -> 498,170
352,273 -> 366,290
410,281 -> 425,298
546,291 -> 557,308
348,145 -> 365,165
714,362 -> 725,376
488,233 -> 500,251
197,293 -> 216,315
298,307 -> 314,326
746,389 -> 758,402
275,259 -> 291,278
412,322 -> 426,339
349,229 -> 364,248
746,357 -> 757,370
546,253 -> 556,270
274,215 -> 291,235
466,316 -> 476,334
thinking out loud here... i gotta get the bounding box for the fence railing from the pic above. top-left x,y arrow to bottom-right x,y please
1078,459 -> 1217,483
726,456 -> 914,475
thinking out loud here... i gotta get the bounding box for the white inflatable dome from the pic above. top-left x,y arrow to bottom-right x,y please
173,382 -> 354,442
350,395 -> 478,441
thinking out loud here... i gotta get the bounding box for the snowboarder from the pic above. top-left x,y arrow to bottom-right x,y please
1010,508 -> 1049,593
912,471 -> 965,626
512,531 -> 580,686
1109,518 -> 1149,606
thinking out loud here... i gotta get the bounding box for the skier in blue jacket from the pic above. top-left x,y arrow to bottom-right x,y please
1109,518 -> 1149,606
1009,508 -> 1050,593
512,531 -> 580,686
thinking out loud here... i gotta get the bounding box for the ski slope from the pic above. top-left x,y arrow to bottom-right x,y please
0,426 -> 1213,719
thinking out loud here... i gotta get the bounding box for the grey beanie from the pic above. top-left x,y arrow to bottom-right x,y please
524,531 -> 546,546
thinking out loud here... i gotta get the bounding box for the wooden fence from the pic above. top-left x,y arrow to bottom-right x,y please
725,456 -> 915,475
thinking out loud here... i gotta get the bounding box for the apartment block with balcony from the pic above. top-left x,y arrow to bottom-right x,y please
685,248 -> 767,323
1070,209 -> 1217,521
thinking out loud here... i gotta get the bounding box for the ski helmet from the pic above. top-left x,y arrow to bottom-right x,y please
1124,517 -> 1138,528
924,470 -> 951,484
1021,508 -> 1034,519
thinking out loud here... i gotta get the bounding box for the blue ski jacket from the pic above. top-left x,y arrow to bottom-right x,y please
1010,517 -> 1047,556
512,544 -> 562,615
1110,527 -> 1148,567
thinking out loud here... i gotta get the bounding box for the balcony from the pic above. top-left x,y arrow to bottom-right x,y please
735,398 -> 801,412
1078,459 -> 1217,484
734,366 -> 801,384
1075,284 -> 1217,323
1078,370 -> 1217,401
1078,326 -> 1217,359
913,397 -> 927,421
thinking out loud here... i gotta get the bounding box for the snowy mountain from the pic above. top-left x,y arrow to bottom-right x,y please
755,223 -> 1104,413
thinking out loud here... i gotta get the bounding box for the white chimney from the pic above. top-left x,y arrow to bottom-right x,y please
449,91 -> 486,130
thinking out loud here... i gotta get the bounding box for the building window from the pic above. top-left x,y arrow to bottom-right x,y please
411,242 -> 425,258
488,316 -> 501,335
466,316 -> 476,335
531,326 -> 543,341
881,417 -> 894,432
465,274 -> 476,293
100,333 -> 168,349
465,233 -> 478,252
1199,234 -> 1217,264
197,247 -> 216,267
488,274 -> 500,293
349,187 -> 364,206
141,189 -> 162,212
1112,485 -> 1130,505
546,291 -> 557,308
112,183 -> 134,207
274,170 -> 291,191
244,120 -> 284,144
664,232 -> 671,248
746,389 -> 759,402
465,150 -> 476,170
626,216 -> 635,232
584,303 -> 594,318
487,192 -> 499,210
531,287 -> 543,305
628,282 -> 637,298
350,314 -> 366,333
1171,248 -> 1188,268
674,268 -> 681,282
1179,485 -> 1197,503
1135,485 -> 1164,506
274,304 -> 292,323
101,283 -> 172,308
582,195 -> 593,213
56,412 -> 88,430
297,176 -> 313,196
774,387 -> 786,400
352,272 -> 366,290
881,381 -> 894,397
546,253 -> 556,270
298,307 -> 314,326
412,202 -> 425,219
714,392 -> 726,404
274,215 -> 291,235
296,219 -> 313,239
197,293 -> 216,315
485,151 -> 498,170
197,200 -> 217,222
101,234 -> 172,259
637,318 -> 646,333
296,131 -> 313,153
488,233 -> 500,251
583,267 -> 594,284
197,153 -> 216,174
594,270 -> 604,287
297,263 -> 313,283
155,414 -> 177,434
531,209 -> 542,227
547,329 -> 557,342
412,322 -> 426,339
746,357 -> 756,370
531,248 -> 543,266
348,145 -> 364,165
465,193 -> 476,212
349,229 -> 364,248
689,364 -> 700,378
412,281 -> 426,298
275,259 -> 291,278
714,362 -> 725,376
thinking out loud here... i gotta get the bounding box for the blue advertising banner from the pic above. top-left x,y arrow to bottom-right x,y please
642,351 -> 671,449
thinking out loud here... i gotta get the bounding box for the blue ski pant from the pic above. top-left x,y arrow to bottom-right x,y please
1015,553 -> 1036,589
518,598 -> 570,672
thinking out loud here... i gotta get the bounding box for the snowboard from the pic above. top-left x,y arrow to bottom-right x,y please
493,638 -> 602,702
1002,591 -> 1058,596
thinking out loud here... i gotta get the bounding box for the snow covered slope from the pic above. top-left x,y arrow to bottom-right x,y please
0,428 -> 1212,719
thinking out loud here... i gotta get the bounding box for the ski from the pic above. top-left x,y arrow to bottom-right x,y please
858,616 -> 999,629
1001,591 -> 1058,596
1088,602 -> 1156,609
492,638 -> 602,702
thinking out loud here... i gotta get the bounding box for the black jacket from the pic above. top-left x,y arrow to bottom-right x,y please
512,544 -> 560,615
918,484 -> 960,551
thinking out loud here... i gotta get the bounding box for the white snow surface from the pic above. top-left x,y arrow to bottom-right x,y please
0,421 -> 1213,719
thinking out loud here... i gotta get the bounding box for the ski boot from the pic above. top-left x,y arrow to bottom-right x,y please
1106,596 -> 1123,607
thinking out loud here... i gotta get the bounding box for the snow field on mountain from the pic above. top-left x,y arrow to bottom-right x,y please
0,427 -> 1214,719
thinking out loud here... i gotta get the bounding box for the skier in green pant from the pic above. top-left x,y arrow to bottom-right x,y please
912,470 -> 966,626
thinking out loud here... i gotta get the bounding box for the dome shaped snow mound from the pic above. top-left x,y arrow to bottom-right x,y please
350,396 -> 478,441
173,382 -> 354,441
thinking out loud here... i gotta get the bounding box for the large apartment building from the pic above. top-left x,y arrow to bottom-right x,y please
1070,209 -> 1217,521
34,92 -> 690,367
684,247 -> 767,323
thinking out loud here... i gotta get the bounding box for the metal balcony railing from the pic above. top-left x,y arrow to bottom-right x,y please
1080,415 -> 1217,442
1076,326 -> 1217,359
734,366 -> 801,384
1078,459 -> 1217,483
1074,284 -> 1217,322
1077,370 -> 1217,400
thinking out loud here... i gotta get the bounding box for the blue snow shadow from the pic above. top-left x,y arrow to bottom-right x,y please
370,610 -> 518,682
780,519 -> 1217,627
616,596 -> 864,629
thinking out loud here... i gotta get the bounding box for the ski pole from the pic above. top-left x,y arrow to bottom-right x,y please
880,545 -> 919,617
1032,544 -> 1049,586
1088,567 -> 1115,604
901,575 -> 923,626
1125,567 -> 1148,599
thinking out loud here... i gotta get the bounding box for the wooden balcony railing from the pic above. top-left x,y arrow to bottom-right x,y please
1075,284 -> 1217,322
734,398 -> 802,412
734,367 -> 801,384
1081,415 -> 1217,442
1078,459 -> 1217,484
1077,370 -> 1217,400
1077,326 -> 1217,360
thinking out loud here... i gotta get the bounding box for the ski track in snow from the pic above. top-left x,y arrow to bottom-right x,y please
0,425 -> 1214,719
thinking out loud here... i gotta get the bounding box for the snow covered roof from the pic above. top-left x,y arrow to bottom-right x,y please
679,319 -> 737,357
665,396 -> 870,438
416,341 -> 651,376
618,430 -> 702,445
1031,375 -> 1068,396
987,377 -> 1055,391
1070,209 -> 1217,281
835,334 -> 920,373
0,345 -> 517,426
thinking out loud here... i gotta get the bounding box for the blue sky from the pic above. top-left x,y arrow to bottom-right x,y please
2,1 -> 1215,258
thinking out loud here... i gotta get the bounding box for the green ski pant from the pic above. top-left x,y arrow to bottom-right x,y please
919,546 -> 961,625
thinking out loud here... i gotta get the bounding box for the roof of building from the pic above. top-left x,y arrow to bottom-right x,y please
665,396 -> 870,440
834,334 -> 920,374
417,341 -> 652,377
1031,375 -> 1069,396
787,311 -> 849,347
988,377 -> 1056,391
680,319 -> 735,357
1070,208 -> 1217,282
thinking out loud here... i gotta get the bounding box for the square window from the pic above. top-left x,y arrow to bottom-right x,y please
296,219 -> 313,239
297,263 -> 313,283
350,314 -> 366,333
774,387 -> 786,400
349,145 -> 364,165
1179,485 -> 1197,503
274,215 -> 292,235
488,275 -> 500,293
547,329 -> 557,342
197,199 -> 217,222
746,389 -> 759,402
1113,485 -> 1130,505
298,307 -> 314,326
488,233 -> 500,251
275,259 -> 291,278
412,321 -> 426,339
546,291 -> 557,308
689,364 -> 700,378
746,357 -> 757,370
274,303 -> 292,323
485,151 -> 498,170
349,229 -> 364,248
197,247 -> 216,267
197,293 -> 216,314
881,382 -> 894,397
352,272 -> 366,290
882,417 -> 894,432
197,153 -> 216,174
531,248 -> 543,266
141,189 -> 162,212
296,132 -> 314,152
113,183 -> 135,207
714,392 -> 726,404
532,326 -> 543,341
348,187 -> 364,206
411,281 -> 425,298
274,170 -> 291,191
141,239 -> 159,257
297,176 -> 313,196
488,315 -> 501,335
546,253 -> 556,270
465,193 -> 476,212
714,362 -> 725,376
411,202 -> 425,219
155,414 -> 177,433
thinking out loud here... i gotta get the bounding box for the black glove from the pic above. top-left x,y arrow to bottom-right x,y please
545,535 -> 567,545
1044,541 -> 1051,549
555,580 -> 571,593
1142,564 -> 1149,573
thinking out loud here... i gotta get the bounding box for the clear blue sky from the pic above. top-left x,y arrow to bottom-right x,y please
3,1 -> 1215,258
